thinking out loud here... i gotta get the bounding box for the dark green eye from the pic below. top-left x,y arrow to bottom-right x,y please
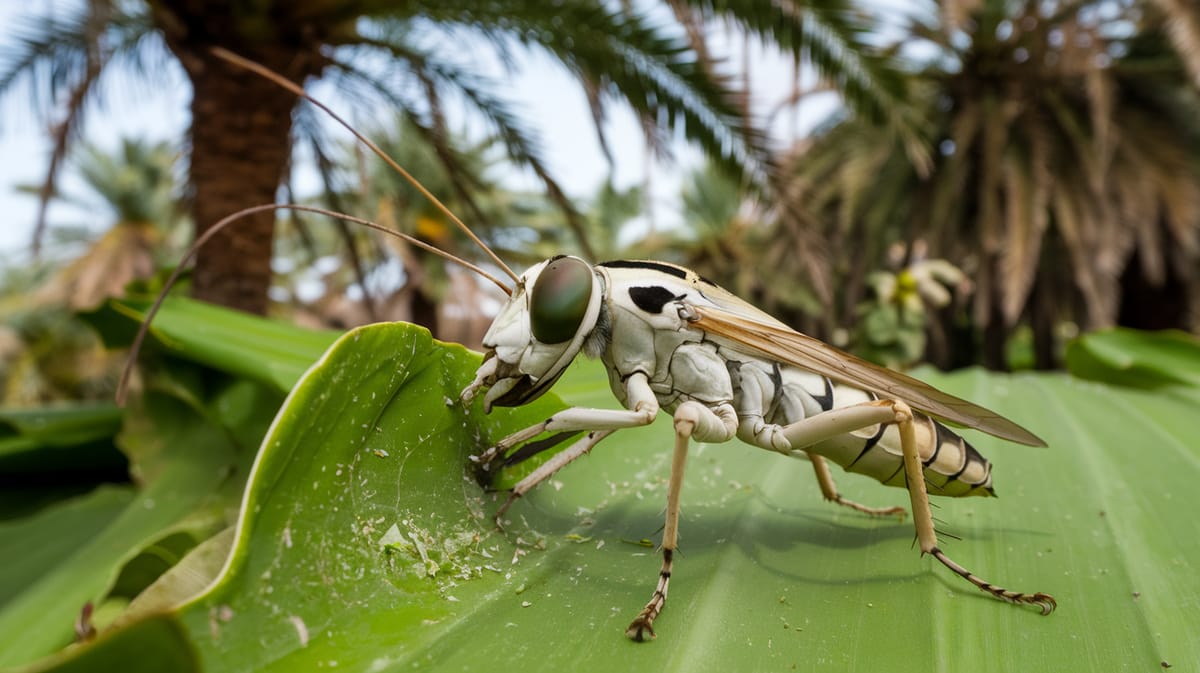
530,257 -> 593,344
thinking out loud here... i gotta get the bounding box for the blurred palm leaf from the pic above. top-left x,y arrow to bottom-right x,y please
782,0 -> 1200,368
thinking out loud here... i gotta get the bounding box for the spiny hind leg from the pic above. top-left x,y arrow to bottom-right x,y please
626,401 -> 737,642
807,452 -> 905,520
892,400 -> 1057,614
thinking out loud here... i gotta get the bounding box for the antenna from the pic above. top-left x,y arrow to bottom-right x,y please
118,48 -> 532,405
116,204 -> 510,405
210,47 -> 519,286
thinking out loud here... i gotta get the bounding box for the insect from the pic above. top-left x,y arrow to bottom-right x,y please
126,48 -> 1057,643
458,256 -> 1057,640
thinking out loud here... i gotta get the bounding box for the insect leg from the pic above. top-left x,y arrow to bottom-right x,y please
807,452 -> 906,519
778,400 -> 906,448
472,372 -> 659,468
626,401 -> 738,642
493,429 -> 616,524
893,401 -> 1057,615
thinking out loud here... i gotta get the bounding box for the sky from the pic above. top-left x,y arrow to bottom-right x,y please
0,3 -> 840,267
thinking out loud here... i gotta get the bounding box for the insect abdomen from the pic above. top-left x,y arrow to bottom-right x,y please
813,408 -> 995,497
764,368 -> 995,497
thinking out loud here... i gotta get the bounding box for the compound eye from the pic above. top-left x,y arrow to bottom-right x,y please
530,257 -> 593,344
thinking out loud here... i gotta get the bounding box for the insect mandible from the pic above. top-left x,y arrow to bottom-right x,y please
123,48 -> 1058,643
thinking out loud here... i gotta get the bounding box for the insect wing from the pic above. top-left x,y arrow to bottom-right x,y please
689,304 -> 1047,447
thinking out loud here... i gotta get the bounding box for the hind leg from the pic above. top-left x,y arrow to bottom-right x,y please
807,452 -> 905,519
891,401 -> 1056,614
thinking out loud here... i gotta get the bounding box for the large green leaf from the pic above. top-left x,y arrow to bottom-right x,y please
0,378 -> 279,668
1,298 -> 338,669
1066,328 -> 1200,389
106,297 -> 340,394
0,404 -> 124,476
27,323 -> 1200,671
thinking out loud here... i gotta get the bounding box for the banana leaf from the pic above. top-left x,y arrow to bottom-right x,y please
17,321 -> 1195,672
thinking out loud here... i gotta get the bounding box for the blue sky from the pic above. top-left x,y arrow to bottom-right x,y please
0,3 -> 837,264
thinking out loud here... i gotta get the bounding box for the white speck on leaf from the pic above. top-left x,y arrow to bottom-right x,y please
289,615 -> 309,646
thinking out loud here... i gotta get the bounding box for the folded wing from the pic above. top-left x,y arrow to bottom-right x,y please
690,304 -> 1046,447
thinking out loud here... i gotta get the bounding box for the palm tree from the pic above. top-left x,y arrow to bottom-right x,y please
1149,0 -> 1200,88
31,138 -> 186,309
0,138 -> 181,405
1,0 -> 920,316
626,160 -> 825,337
782,0 -> 1200,369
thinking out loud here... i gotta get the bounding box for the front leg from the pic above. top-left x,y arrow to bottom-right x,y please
472,372 -> 659,469
493,429 -> 616,523
626,401 -> 738,642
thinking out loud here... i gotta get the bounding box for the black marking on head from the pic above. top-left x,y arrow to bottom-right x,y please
629,286 -> 682,314
600,259 -> 688,280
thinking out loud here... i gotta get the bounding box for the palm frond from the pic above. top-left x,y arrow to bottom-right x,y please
685,0 -> 930,171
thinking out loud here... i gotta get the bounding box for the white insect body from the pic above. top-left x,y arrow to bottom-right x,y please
462,256 -> 1056,640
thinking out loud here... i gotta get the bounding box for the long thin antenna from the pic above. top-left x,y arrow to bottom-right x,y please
116,203 -> 510,406
210,46 -> 520,286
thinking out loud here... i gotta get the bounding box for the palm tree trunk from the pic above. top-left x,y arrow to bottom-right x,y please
184,49 -> 317,314
154,0 -> 325,314
1030,280 -> 1057,370
981,298 -> 1009,371
1118,252 -> 1189,331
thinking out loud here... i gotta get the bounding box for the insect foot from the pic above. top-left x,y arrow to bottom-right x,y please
492,492 -> 521,529
625,549 -> 674,642
931,548 -> 1058,615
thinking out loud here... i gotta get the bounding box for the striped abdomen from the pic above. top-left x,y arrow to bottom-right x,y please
738,362 -> 995,498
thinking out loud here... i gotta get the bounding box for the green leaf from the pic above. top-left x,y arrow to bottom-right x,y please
1066,328 -> 1200,389
35,324 -> 1199,671
0,404 -> 125,476
0,486 -> 134,610
21,614 -> 199,673
0,379 -> 280,668
108,297 -> 340,394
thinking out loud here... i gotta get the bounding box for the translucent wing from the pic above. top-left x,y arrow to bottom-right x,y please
690,303 -> 1046,447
